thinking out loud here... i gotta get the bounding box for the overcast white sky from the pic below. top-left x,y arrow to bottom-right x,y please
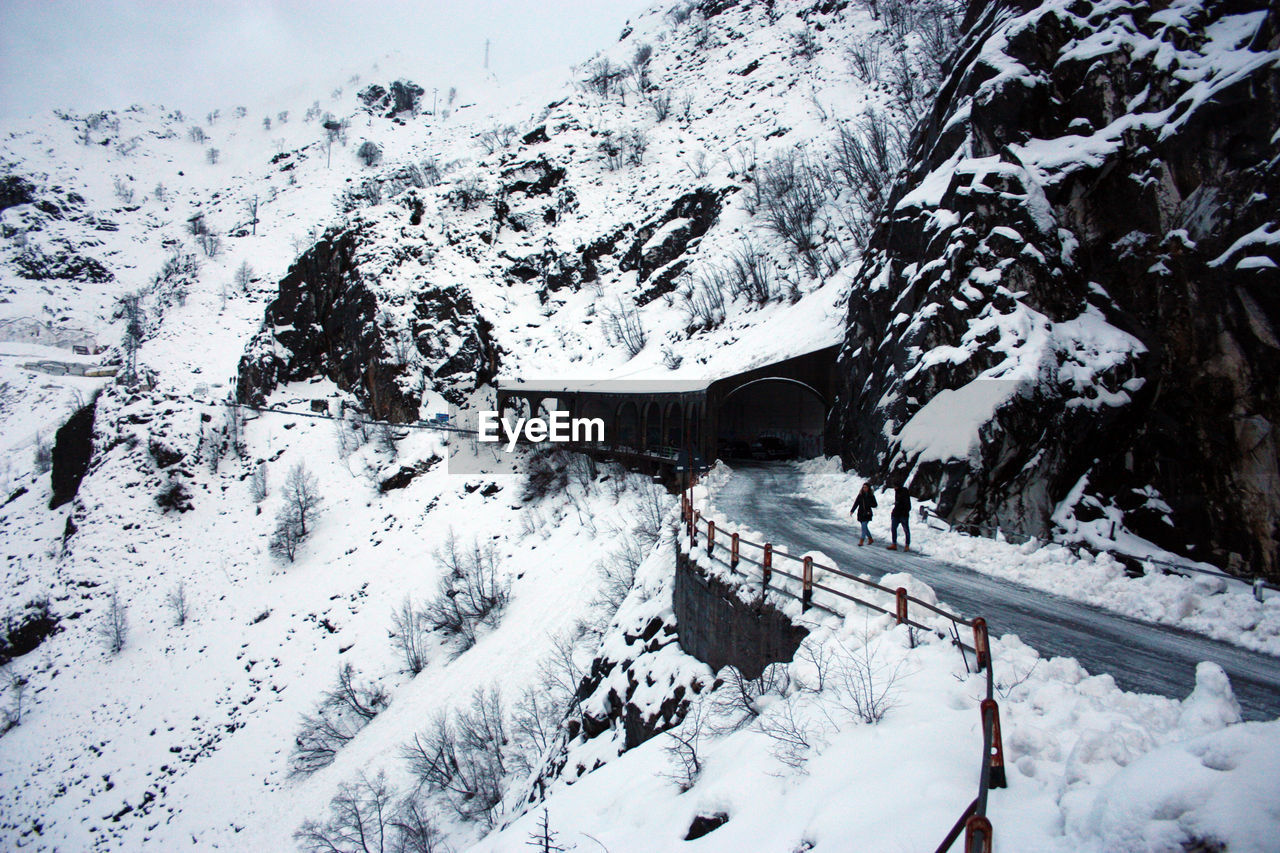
0,0 -> 652,123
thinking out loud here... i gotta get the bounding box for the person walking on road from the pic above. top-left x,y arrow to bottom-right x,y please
888,485 -> 911,551
851,482 -> 877,546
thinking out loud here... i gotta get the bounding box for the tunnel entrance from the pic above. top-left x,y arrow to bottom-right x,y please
716,378 -> 825,460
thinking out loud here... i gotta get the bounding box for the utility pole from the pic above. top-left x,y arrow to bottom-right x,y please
484,39 -> 490,70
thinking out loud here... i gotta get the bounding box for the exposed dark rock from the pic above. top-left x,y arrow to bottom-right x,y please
500,157 -> 565,197
155,480 -> 193,513
0,175 -> 35,213
685,813 -> 730,841
619,188 -> 726,303
831,0 -> 1280,579
521,125 -> 549,145
15,243 -> 112,283
356,80 -> 424,119
147,438 -> 184,469
49,399 -> 96,510
0,598 -> 59,666
377,457 -> 440,493
234,225 -> 487,420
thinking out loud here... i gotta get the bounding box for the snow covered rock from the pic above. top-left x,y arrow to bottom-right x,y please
832,0 -> 1280,579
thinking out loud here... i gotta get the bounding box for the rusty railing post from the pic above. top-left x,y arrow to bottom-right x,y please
963,815 -> 992,853
730,532 -> 739,570
895,587 -> 908,624
980,698 -> 1007,789
762,543 -> 772,593
707,520 -> 715,557
802,555 -> 813,611
972,617 -> 990,671
691,511 -> 699,546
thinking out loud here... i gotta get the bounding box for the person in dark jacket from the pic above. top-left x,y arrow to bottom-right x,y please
850,483 -> 877,546
888,485 -> 911,551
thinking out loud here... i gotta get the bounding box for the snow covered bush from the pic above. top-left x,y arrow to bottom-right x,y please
356,139 -> 382,167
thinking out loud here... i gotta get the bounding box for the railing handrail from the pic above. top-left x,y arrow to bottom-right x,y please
680,495 -> 1002,853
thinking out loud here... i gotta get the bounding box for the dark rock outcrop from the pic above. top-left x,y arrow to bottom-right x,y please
0,175 -> 35,213
619,188 -> 726,303
49,399 -> 96,510
831,0 -> 1280,578
357,80 -> 425,119
237,224 -> 498,417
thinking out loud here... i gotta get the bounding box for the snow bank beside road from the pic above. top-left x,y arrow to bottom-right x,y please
795,457 -> 1280,657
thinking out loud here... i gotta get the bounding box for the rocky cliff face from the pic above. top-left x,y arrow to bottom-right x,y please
236,219 -> 499,420
832,0 -> 1280,578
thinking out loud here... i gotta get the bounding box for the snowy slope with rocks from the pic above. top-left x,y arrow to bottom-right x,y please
1,0 -> 1278,851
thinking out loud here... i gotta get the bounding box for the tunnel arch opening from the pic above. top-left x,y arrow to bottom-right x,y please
717,377 -> 826,460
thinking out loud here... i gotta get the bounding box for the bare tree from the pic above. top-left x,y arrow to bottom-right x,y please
390,596 -> 430,675
294,771 -> 396,853
234,260 -> 254,292
167,582 -> 189,627
663,696 -> 708,791
244,194 -> 259,235
0,665 -> 27,734
283,462 -> 323,536
251,462 -> 268,502
98,587 -> 128,654
32,433 -> 52,474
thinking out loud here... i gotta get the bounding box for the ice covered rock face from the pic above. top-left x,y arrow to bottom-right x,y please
832,0 -> 1280,579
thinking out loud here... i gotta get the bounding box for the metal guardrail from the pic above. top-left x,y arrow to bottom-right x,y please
680,496 -> 1004,853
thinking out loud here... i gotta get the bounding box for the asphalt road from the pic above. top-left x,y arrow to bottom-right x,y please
714,463 -> 1280,721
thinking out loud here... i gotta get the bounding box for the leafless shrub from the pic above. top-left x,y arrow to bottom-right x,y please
601,298 -> 647,357
648,89 -> 672,122
357,140 -> 383,167
446,176 -> 488,211
582,57 -> 628,99
679,266 -> 727,331
284,462 -> 323,535
188,126 -> 207,143
830,110 -> 907,249
791,27 -> 820,60
97,587 -> 128,654
846,41 -> 882,84
709,663 -> 791,734
295,770 -> 450,853
33,433 -> 52,474
167,582 -> 189,627
595,531 -> 646,612
725,140 -> 757,182
251,462 -> 268,502
291,663 -> 388,774
667,2 -> 694,26
831,632 -> 906,725
1,666 -> 27,734
661,346 -> 683,370
663,696 -> 708,791
759,694 -> 827,770
681,149 -> 709,180
402,686 -> 510,827
424,533 -> 510,649
113,177 -> 134,204
753,150 -> 826,274
153,249 -> 201,305
523,448 -> 569,500
234,260 -> 254,292
390,596 -> 431,675
724,239 -> 776,304
477,124 -> 518,155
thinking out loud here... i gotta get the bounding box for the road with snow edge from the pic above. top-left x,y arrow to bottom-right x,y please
714,463 -> 1280,721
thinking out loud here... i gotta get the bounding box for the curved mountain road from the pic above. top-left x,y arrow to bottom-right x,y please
713,463 -> 1280,721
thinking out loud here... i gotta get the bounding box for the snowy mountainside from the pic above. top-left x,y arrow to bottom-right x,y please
831,0 -> 1280,579
2,1 -> 1278,851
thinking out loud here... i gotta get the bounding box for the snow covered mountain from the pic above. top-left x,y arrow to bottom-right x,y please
1,1 -> 1278,851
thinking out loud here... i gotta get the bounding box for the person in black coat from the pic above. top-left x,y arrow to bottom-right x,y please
850,482 -> 877,546
889,485 -> 911,551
